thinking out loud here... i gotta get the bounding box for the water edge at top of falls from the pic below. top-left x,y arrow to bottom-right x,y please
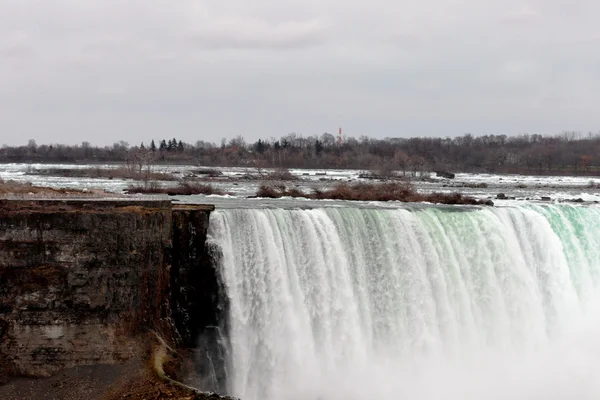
207,204 -> 600,400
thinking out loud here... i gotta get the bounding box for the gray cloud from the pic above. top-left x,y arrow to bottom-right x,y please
188,18 -> 329,50
0,0 -> 599,146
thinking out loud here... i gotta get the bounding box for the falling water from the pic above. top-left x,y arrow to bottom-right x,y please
207,204 -> 600,400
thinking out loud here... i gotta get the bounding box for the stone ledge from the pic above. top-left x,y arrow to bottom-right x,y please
1,199 -> 216,213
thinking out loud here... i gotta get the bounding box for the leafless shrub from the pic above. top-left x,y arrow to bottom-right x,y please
126,181 -> 225,196
263,168 -> 297,181
255,182 -> 490,205
256,185 -> 305,198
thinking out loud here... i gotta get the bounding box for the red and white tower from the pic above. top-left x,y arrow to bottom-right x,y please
337,127 -> 343,145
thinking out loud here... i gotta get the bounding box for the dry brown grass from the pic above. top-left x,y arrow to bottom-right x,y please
256,182 -> 492,205
313,182 -> 416,201
126,182 -> 226,196
0,179 -> 93,197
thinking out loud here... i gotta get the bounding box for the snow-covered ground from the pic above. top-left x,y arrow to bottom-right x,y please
1,163 -> 599,203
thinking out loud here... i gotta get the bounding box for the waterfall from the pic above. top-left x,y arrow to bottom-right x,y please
207,204 -> 600,400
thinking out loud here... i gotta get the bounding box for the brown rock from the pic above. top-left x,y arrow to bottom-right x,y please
0,199 -> 223,395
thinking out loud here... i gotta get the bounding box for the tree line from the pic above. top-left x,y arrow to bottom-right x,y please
2,131 -> 599,175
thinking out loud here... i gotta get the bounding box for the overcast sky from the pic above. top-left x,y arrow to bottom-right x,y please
1,0 -> 599,146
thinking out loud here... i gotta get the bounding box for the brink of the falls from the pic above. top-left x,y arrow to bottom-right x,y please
207,204 -> 600,400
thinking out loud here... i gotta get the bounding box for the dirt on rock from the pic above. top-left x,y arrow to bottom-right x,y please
0,360 -> 141,400
0,359 -> 228,400
103,361 -> 212,400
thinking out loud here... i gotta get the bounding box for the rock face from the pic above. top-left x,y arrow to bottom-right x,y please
171,206 -> 228,393
0,199 -> 217,385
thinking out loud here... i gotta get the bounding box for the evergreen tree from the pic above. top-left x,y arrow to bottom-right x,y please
150,140 -> 157,152
177,140 -> 185,152
315,139 -> 324,155
159,139 -> 167,151
254,139 -> 266,154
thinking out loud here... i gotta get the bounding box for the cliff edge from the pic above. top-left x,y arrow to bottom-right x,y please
0,199 -> 228,399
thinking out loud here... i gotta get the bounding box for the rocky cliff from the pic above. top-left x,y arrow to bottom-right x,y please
171,205 -> 228,393
0,199 -> 218,389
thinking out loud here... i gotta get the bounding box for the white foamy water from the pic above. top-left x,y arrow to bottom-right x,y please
208,204 -> 600,400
